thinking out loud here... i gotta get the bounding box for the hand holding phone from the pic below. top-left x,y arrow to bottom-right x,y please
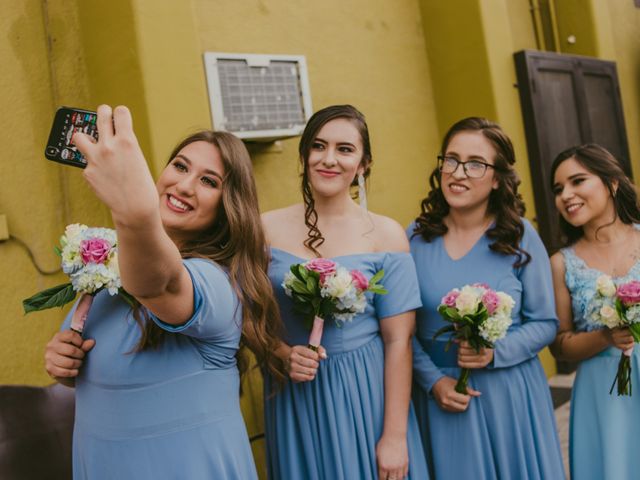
45,107 -> 98,168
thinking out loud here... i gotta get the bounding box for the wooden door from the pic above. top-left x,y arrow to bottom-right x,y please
514,50 -> 631,251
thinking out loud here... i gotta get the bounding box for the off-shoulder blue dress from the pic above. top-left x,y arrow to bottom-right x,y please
409,219 -> 564,479
264,249 -> 430,479
62,258 -> 257,480
561,245 -> 640,480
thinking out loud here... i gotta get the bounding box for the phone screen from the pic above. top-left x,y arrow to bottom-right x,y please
45,107 -> 98,168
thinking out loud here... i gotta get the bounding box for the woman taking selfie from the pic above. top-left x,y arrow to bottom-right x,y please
44,105 -> 284,479
549,144 -> 640,480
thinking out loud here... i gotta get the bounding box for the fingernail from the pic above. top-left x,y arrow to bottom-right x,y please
320,352 -> 328,359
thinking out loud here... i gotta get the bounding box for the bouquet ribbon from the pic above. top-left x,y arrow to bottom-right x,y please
70,293 -> 94,335
307,316 -> 325,352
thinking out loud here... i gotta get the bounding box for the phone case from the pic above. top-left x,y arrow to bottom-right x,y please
44,107 -> 98,168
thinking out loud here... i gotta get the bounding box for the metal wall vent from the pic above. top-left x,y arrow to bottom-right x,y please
203,52 -> 312,142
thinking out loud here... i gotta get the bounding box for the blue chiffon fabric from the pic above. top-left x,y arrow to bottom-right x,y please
62,258 -> 257,480
264,248 -> 430,479
409,219 -> 565,479
561,245 -> 640,480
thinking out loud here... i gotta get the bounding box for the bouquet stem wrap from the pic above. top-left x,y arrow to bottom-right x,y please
307,316 -> 325,352
611,346 -> 634,396
70,293 -> 94,335
455,367 -> 472,394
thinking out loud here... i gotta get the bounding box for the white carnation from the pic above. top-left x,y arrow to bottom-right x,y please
495,292 -> 515,315
321,268 -> 354,300
625,305 -> 640,324
479,313 -> 512,343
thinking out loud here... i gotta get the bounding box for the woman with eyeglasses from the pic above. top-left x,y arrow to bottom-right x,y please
408,117 -> 564,478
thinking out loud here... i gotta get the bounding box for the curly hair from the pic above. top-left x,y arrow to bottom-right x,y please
412,117 -> 531,267
132,131 -> 287,384
550,143 -> 640,246
298,105 -> 372,257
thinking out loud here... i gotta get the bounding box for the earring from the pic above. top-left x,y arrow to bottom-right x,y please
358,173 -> 367,212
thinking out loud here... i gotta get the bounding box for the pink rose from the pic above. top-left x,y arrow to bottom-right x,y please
617,280 -> 640,306
350,270 -> 369,291
441,290 -> 460,307
80,238 -> 112,264
481,290 -> 500,315
305,258 -> 337,283
472,283 -> 490,290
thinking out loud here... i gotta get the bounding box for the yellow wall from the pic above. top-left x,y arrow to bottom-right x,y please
3,0 -> 640,475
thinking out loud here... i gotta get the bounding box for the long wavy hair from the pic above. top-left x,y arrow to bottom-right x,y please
299,105 -> 372,257
550,143 -> 640,246
133,131 -> 286,383
413,117 -> 531,267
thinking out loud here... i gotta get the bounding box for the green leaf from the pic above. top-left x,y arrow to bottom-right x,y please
629,323 -> 640,343
53,245 -> 62,257
23,283 -> 76,314
369,269 -> 384,285
433,325 -> 455,340
615,298 -> 625,318
368,286 -> 388,295
290,264 -> 306,282
306,274 -> 317,293
290,279 -> 311,295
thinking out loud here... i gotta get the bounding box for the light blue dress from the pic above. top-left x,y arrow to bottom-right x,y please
409,219 -> 565,479
264,249 -> 430,480
561,245 -> 640,480
62,258 -> 257,480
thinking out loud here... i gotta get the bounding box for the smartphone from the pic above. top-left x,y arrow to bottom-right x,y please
44,107 -> 98,168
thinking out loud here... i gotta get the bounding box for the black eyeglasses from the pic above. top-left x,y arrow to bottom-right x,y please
438,155 -> 495,179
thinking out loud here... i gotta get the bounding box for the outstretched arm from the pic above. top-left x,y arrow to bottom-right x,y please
74,105 -> 193,325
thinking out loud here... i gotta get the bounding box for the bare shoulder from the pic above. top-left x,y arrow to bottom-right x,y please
368,212 -> 409,253
261,204 -> 304,244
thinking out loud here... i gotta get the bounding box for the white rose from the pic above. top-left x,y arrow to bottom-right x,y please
596,275 -> 617,297
455,286 -> 481,316
599,305 -> 621,328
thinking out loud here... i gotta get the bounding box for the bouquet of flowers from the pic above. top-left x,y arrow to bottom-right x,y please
434,283 -> 515,394
282,258 -> 387,350
588,275 -> 640,395
23,224 -> 132,333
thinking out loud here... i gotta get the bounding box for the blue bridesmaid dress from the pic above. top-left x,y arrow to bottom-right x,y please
62,258 -> 258,480
561,244 -> 640,480
264,249 -> 430,479
409,219 -> 565,479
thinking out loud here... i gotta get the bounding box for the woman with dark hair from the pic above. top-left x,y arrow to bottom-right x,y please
44,105 -> 285,479
262,105 -> 429,479
409,117 -> 564,478
549,144 -> 640,480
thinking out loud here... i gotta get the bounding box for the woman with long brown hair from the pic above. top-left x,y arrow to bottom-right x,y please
262,104 -> 429,480
549,144 -> 640,479
409,117 -> 564,478
44,105 -> 284,479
